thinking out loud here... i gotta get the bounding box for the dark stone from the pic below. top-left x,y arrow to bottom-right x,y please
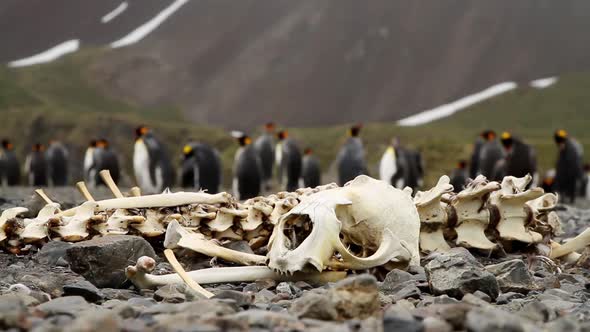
63,280 -> 104,303
383,304 -> 423,332
486,259 -> 536,294
0,294 -> 29,330
425,248 -> 499,300
466,307 -> 536,332
379,269 -> 413,295
53,235 -> 156,288
290,293 -> 338,320
212,290 -> 254,308
495,292 -> 525,305
36,296 -> 90,317
153,284 -> 186,303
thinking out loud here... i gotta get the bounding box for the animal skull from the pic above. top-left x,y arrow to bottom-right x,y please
267,175 -> 420,275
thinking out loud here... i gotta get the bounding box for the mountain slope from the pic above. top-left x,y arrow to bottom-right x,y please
3,1 -> 590,128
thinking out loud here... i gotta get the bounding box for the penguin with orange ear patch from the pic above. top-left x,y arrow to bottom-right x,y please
554,129 -> 584,203
232,132 -> 262,200
133,125 -> 175,193
302,148 -> 321,188
499,131 -> 537,182
24,143 -> 48,186
336,124 -> 367,186
477,130 -> 505,180
449,160 -> 468,193
181,142 -> 222,194
0,139 -> 20,186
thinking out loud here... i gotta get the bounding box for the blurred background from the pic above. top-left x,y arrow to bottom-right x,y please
1,0 -> 589,190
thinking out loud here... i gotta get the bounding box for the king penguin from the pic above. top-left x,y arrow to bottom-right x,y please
379,139 -> 405,188
254,122 -> 276,191
554,129 -> 584,203
449,160 -> 469,193
232,132 -> 262,200
95,139 -> 120,186
133,126 -> 175,193
45,140 -> 69,186
477,130 -> 505,181
275,130 -> 302,192
499,132 -> 537,182
301,148 -> 321,188
83,140 -> 98,186
0,139 -> 20,186
24,143 -> 48,186
336,124 -> 367,186
181,142 -> 222,194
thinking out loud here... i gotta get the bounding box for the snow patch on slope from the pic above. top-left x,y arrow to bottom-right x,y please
397,82 -> 517,127
110,0 -> 188,48
530,77 -> 557,89
7,40 -> 80,68
101,1 -> 129,24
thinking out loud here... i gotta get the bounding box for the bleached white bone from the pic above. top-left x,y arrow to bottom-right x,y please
51,201 -> 102,242
130,187 -> 142,197
550,228 -> 590,259
164,220 -> 266,266
0,207 -> 29,242
76,181 -> 95,201
181,205 -> 216,227
414,175 -> 454,253
490,175 -> 543,243
206,207 -> 247,232
57,192 -> 232,217
20,203 -> 61,243
241,201 -> 273,231
97,209 -> 145,235
164,249 -> 214,299
99,169 -> 124,198
269,197 -> 298,225
130,209 -> 180,237
125,256 -> 346,290
453,175 -> 499,250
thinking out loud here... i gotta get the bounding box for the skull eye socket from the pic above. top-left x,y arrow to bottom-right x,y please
282,214 -> 313,250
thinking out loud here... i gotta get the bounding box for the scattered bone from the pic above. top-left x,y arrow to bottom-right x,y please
0,207 -> 29,242
20,203 -> 61,243
164,220 -> 266,266
164,249 -> 214,299
125,256 -> 346,290
452,175 -> 499,250
414,176 -> 454,253
76,181 -> 95,201
99,169 -> 124,198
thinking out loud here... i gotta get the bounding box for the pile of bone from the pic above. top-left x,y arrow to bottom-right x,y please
414,174 -> 590,263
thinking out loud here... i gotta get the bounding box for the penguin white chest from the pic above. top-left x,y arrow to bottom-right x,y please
133,140 -> 152,190
379,147 -> 398,185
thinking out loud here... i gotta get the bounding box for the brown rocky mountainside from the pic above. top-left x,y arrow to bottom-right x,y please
3,1 -> 590,128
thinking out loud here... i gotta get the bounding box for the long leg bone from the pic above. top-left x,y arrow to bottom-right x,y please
164,220 -> 267,266
125,256 -> 346,290
0,207 -> 29,242
550,228 -> 590,259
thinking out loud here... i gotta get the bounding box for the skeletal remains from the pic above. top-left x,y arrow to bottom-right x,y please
1,170 -> 590,299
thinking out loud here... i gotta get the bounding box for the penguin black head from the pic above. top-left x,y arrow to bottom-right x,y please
89,140 -> 97,148
304,147 -> 313,155
584,163 -> 590,172
135,125 -> 150,140
554,129 -> 568,144
277,130 -> 288,141
264,122 -> 276,133
500,131 -> 514,149
457,160 -> 467,169
183,144 -> 194,158
32,143 -> 45,152
481,130 -> 496,141
348,124 -> 362,137
1,139 -> 14,150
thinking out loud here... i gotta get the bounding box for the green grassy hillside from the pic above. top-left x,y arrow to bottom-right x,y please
1,51 -> 589,189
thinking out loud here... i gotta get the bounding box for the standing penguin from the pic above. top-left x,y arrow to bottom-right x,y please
449,160 -> 469,193
379,138 -> 421,192
499,132 -> 537,181
554,129 -> 584,203
232,132 -> 262,200
83,140 -> 98,186
24,143 -> 48,186
254,122 -> 276,191
134,126 -> 175,193
0,139 -> 20,186
45,141 -> 69,186
301,148 -> 321,188
275,130 -> 302,192
336,124 -> 367,186
181,142 -> 222,194
95,139 -> 120,186
477,130 -> 505,180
